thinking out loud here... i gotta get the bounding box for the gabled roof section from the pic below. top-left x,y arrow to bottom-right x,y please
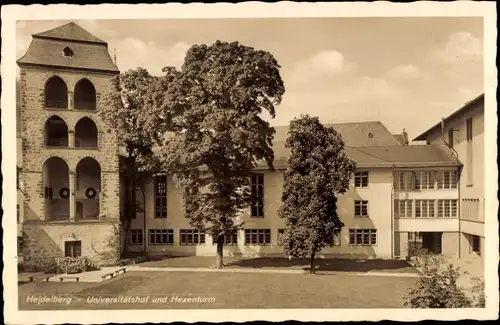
413,93 -> 485,141
17,22 -> 119,74
33,22 -> 107,45
273,121 -> 403,147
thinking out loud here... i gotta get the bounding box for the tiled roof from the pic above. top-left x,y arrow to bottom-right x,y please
118,121 -> 460,169
273,121 -> 403,147
33,22 -> 106,44
413,93 -> 485,141
17,24 -> 119,73
266,141 -> 461,169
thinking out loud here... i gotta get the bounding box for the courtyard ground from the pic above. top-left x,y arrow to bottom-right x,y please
18,271 -> 417,310
136,256 -> 419,274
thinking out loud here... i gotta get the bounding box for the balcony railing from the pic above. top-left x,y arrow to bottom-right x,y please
45,100 -> 68,109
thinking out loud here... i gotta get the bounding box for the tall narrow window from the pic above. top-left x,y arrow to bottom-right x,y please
154,175 -> 167,218
466,118 -> 473,186
251,174 -> 264,217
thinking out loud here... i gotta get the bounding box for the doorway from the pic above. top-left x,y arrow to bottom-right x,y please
422,232 -> 442,254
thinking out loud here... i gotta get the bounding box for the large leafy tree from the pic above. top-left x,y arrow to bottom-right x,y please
160,41 -> 285,268
101,68 -> 163,257
279,115 -> 356,274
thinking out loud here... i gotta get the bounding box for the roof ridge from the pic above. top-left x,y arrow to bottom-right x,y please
33,22 -> 107,45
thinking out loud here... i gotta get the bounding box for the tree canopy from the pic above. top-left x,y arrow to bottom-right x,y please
160,40 -> 285,267
279,115 -> 356,273
100,67 -> 165,256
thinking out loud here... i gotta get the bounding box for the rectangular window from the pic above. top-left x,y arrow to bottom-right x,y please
17,204 -> 20,223
148,229 -> 174,245
349,229 -> 377,245
212,230 -> 239,246
129,229 -> 144,246
154,175 -> 167,218
436,171 -> 458,189
354,200 -> 369,217
415,200 -> 435,218
251,174 -> 264,217
408,232 -> 423,242
471,235 -> 481,255
415,171 -> 435,190
180,229 -> 206,245
354,172 -> 369,188
394,172 -> 414,190
437,200 -> 458,218
64,241 -> 82,258
244,229 -> 271,245
395,199 -> 414,218
225,230 -> 239,246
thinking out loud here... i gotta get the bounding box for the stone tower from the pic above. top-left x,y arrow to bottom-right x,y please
17,22 -> 121,266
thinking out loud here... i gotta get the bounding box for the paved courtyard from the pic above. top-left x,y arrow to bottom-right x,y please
19,270 -> 417,309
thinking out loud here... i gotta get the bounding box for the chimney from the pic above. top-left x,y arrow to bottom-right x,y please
402,128 -> 409,145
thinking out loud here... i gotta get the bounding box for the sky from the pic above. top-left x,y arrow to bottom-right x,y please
16,17 -> 484,141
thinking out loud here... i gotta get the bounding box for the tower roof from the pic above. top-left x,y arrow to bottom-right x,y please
33,22 -> 107,45
17,22 -> 119,74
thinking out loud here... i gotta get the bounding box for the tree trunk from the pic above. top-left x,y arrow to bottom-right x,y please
310,252 -> 316,274
121,157 -> 136,259
215,235 -> 224,269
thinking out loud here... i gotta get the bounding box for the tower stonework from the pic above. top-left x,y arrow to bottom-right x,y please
17,22 -> 121,266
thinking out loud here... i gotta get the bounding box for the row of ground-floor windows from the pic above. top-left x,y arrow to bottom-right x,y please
128,228 -> 377,246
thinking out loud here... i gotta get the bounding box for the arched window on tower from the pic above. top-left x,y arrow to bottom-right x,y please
44,76 -> 68,109
74,78 -> 97,110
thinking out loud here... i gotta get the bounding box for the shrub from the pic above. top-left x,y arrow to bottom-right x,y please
55,257 -> 89,274
32,259 -> 57,273
404,256 -> 472,308
469,276 -> 485,307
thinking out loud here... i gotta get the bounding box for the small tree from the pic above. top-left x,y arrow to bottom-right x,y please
101,68 -> 164,257
279,115 -> 356,274
160,40 -> 285,268
403,255 -> 472,308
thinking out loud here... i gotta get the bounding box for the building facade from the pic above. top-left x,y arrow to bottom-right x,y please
17,23 -> 479,265
414,94 -> 485,261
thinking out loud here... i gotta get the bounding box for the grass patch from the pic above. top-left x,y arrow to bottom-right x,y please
19,271 -> 416,309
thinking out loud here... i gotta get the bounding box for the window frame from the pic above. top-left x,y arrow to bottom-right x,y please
180,229 -> 206,245
154,175 -> 168,219
349,229 -> 377,246
354,172 -> 369,188
129,229 -> 144,246
244,229 -> 271,245
394,199 -> 413,218
354,200 -> 369,217
148,229 -> 174,245
250,173 -> 264,217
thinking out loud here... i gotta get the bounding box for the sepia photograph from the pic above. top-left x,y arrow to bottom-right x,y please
1,2 -> 498,324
